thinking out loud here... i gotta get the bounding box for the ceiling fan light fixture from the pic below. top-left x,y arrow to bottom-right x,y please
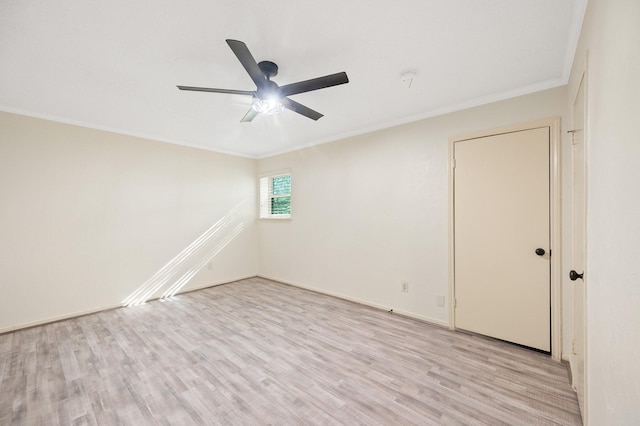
177,40 -> 349,122
251,97 -> 284,115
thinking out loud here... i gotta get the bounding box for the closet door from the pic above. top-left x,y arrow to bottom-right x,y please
453,127 -> 550,351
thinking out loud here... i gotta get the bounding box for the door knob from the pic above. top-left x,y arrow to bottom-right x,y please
535,248 -> 546,256
569,270 -> 584,281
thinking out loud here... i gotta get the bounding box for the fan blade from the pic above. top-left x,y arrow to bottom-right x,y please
281,98 -> 323,121
241,108 -> 259,122
278,72 -> 349,97
177,86 -> 254,96
226,39 -> 268,90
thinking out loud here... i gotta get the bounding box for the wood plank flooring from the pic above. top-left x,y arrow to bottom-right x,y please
0,277 -> 582,425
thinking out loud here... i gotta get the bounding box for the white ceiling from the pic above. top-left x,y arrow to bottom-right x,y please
0,1 -> 586,158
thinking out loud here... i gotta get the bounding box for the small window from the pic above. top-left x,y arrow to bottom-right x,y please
260,172 -> 291,219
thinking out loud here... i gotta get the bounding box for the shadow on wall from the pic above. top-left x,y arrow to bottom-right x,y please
122,204 -> 245,306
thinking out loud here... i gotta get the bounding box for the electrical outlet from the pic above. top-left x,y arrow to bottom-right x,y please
436,295 -> 445,307
401,281 -> 409,292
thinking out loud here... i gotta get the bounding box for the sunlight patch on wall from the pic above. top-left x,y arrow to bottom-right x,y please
122,204 -> 244,307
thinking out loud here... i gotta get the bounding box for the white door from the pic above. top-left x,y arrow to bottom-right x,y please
454,127 -> 551,352
570,73 -> 587,418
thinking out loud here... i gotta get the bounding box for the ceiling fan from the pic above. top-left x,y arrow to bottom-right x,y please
177,39 -> 349,122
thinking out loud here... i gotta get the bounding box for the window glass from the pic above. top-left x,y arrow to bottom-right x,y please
272,175 -> 290,195
260,172 -> 291,219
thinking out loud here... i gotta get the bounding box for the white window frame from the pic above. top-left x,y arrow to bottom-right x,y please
259,170 -> 291,219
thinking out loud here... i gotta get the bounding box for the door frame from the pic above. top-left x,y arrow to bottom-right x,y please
448,118 -> 562,361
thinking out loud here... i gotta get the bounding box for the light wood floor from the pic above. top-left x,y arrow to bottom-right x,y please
1,277 -> 582,425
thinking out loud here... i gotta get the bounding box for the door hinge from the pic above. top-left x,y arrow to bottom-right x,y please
453,297 -> 457,308
452,159 -> 456,169
572,339 -> 576,355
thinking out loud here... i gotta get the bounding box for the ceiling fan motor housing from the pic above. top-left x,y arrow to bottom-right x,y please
258,80 -> 280,99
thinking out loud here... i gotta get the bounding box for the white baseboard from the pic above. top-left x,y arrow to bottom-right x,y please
561,354 -> 578,390
257,274 -> 450,328
2,274 -> 449,334
180,275 -> 256,294
0,274 -> 256,335
0,304 -> 123,335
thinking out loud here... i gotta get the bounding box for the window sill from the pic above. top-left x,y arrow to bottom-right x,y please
259,216 -> 292,221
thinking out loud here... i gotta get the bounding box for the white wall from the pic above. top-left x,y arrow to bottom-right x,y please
258,87 -> 567,326
0,111 -> 258,332
568,0 -> 640,423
